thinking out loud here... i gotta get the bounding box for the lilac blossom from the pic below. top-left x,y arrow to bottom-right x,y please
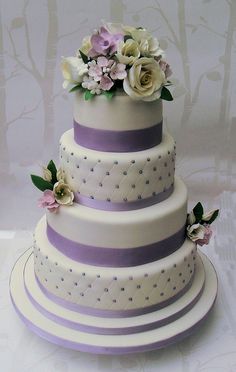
89,26 -> 123,57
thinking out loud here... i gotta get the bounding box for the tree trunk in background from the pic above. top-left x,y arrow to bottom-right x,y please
0,10 -> 10,178
110,0 -> 124,23
42,0 -> 58,148
178,0 -> 192,129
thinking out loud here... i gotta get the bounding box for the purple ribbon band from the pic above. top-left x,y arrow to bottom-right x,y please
74,185 -> 173,211
46,223 -> 186,268
73,120 -> 163,152
34,272 -> 197,319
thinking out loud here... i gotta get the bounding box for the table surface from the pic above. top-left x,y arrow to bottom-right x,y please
1,190 -> 236,372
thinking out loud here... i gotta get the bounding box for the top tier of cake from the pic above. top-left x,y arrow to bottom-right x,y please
73,91 -> 163,152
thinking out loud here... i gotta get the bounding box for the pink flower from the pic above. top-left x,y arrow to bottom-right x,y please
195,224 -> 213,246
38,190 -> 59,213
110,62 -> 127,80
159,60 -> 172,78
100,74 -> 114,91
88,61 -> 103,81
89,26 -> 123,57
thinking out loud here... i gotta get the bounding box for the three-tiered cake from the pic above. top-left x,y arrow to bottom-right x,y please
10,23 -> 218,354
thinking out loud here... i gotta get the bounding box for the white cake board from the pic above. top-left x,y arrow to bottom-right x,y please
9,248 -> 218,355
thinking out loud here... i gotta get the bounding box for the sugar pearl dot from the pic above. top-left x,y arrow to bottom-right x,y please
99,182 -> 103,187
153,284 -> 157,288
121,287 -> 125,291
173,286 -> 176,290
160,292 -> 164,296
123,197 -> 128,202
147,158 -> 151,161
123,171 -> 127,175
153,167 -> 157,171
129,297 -> 133,301
113,299 -> 116,303
114,160 -> 118,164
61,278 -> 64,281
146,180 -> 150,184
90,168 -> 94,172
161,269 -> 165,273
115,184 -> 119,189
71,152 -> 74,156
113,276 -> 117,280
69,268 -> 72,272
106,171 -> 110,175
137,285 -> 141,289
97,275 -> 100,278
104,288 -> 108,292
97,298 -> 100,301
145,296 -> 149,300
131,160 -> 135,164
84,156 -> 87,160
139,170 -> 143,174
132,184 -> 136,188
80,293 -> 84,296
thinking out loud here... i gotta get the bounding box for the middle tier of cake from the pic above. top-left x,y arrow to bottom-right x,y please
59,129 -> 176,207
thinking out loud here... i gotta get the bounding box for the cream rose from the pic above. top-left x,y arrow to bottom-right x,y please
61,56 -> 88,90
130,29 -> 164,58
186,223 -> 206,242
116,39 -> 140,65
53,180 -> 74,206
79,36 -> 92,56
123,57 -> 166,101
42,167 -> 52,182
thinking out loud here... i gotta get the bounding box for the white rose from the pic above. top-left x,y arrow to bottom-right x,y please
61,56 -> 88,90
202,209 -> 218,222
116,39 -> 140,65
187,210 -> 196,225
78,36 -> 92,56
130,29 -> 164,58
42,167 -> 52,182
56,168 -> 64,181
53,180 -> 74,206
186,223 -> 206,242
123,57 -> 166,101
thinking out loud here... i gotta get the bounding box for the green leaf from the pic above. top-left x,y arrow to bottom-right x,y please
103,90 -> 114,100
84,90 -> 94,101
124,35 -> 133,42
79,49 -> 88,64
193,202 -> 204,223
31,175 -> 53,192
47,160 -> 57,184
69,84 -> 82,93
207,209 -> 219,225
160,86 -> 173,101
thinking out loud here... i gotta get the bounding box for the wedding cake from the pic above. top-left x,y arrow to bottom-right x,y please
10,23 -> 219,354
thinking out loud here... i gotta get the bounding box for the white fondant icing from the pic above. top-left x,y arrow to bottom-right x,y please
46,177 -> 186,249
25,252 -> 204,329
34,217 -> 196,311
60,129 -> 175,203
74,90 -> 163,131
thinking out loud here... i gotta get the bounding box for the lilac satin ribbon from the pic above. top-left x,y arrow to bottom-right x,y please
73,120 -> 163,152
74,185 -> 173,211
47,223 -> 186,267
35,272 -> 196,319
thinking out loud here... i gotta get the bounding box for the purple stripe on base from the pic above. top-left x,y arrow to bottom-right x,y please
74,185 -> 173,211
10,290 -> 216,355
35,272 -> 195,318
46,223 -> 186,267
24,272 -> 203,335
73,120 -> 163,152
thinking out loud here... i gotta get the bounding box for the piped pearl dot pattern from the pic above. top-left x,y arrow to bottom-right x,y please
34,241 -> 197,311
59,131 -> 175,203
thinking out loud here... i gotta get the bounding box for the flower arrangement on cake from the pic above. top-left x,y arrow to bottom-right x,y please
61,23 -> 173,102
31,160 -> 74,212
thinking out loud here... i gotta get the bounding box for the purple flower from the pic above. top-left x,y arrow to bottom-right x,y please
89,26 -> 123,57
110,62 -> 127,80
38,190 -> 59,213
195,224 -> 213,246
100,74 -> 114,91
159,60 -> 172,78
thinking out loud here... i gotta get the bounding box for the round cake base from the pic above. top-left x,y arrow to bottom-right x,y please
9,248 -> 217,355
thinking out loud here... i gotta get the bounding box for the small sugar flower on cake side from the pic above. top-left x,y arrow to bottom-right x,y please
30,160 -> 74,212
61,23 -> 173,101
186,202 -> 219,246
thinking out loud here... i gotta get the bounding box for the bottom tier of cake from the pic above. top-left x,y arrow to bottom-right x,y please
34,216 -> 197,315
9,248 -> 218,354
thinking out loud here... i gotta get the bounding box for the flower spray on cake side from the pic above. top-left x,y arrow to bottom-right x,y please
30,160 -> 74,213
61,23 -> 173,102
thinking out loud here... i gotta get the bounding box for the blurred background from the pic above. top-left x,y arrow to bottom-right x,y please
0,0 -> 235,230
